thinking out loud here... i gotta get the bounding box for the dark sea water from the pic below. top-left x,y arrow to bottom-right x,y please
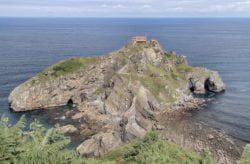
0,18 -> 250,142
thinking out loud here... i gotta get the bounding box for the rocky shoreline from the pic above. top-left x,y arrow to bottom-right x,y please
158,108 -> 243,164
25,102 -> 243,164
8,40 -> 232,163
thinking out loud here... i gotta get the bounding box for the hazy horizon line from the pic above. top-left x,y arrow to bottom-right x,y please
1,16 -> 250,19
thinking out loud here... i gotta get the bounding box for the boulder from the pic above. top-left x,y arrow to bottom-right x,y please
77,132 -> 122,157
71,112 -> 84,119
58,125 -> 77,134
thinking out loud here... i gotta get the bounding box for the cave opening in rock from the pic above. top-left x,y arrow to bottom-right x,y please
204,78 -> 212,92
67,99 -> 74,108
188,78 -> 195,92
204,78 -> 217,98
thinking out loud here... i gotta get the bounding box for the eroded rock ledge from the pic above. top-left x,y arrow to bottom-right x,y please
9,41 -> 227,162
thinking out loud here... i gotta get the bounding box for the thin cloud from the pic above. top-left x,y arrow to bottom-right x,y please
142,4 -> 151,9
0,0 -> 250,17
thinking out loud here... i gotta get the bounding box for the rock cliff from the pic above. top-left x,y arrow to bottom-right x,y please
9,41 -> 226,159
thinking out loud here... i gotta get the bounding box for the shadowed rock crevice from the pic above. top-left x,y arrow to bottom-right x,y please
205,78 -> 216,93
67,98 -> 74,108
189,78 -> 196,92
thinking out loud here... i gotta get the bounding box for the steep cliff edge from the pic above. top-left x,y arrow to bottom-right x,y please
9,41 -> 230,162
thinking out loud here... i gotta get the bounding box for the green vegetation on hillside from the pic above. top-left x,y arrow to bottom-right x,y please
175,64 -> 193,73
103,131 -> 213,164
36,57 -> 102,80
240,144 -> 250,164
125,44 -> 144,55
164,51 -> 177,59
0,115 -> 214,164
121,60 -> 187,103
121,65 -> 172,102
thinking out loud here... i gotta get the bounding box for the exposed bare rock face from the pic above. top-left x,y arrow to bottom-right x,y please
189,69 -> 225,94
9,41 -> 228,161
76,132 -> 122,157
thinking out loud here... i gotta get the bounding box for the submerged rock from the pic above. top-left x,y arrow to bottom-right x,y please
9,40 -> 226,158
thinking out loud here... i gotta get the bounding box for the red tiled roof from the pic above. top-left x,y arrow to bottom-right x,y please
133,36 -> 147,42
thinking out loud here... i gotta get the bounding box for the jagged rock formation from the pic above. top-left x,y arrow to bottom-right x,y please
9,41 -> 226,159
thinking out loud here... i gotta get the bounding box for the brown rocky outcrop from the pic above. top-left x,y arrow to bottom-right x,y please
189,68 -> 225,94
9,41 -> 227,161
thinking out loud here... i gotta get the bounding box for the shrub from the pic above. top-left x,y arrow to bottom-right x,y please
104,131 -> 213,164
0,115 -> 84,164
123,131 -> 212,164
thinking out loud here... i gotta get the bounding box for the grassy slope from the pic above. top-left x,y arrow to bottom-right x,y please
31,44 -> 136,82
120,50 -> 193,103
35,57 -> 102,81
240,144 -> 250,164
99,131 -> 212,164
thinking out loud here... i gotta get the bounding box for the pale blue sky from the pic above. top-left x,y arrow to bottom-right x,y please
1,0 -> 250,17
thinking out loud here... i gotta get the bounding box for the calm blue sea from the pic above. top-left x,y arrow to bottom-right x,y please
0,18 -> 250,142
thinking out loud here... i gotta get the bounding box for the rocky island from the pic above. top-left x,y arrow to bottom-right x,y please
9,40 -> 241,163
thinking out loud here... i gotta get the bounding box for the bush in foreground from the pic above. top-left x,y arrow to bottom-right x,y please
103,131 -> 212,164
0,116 -> 84,164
